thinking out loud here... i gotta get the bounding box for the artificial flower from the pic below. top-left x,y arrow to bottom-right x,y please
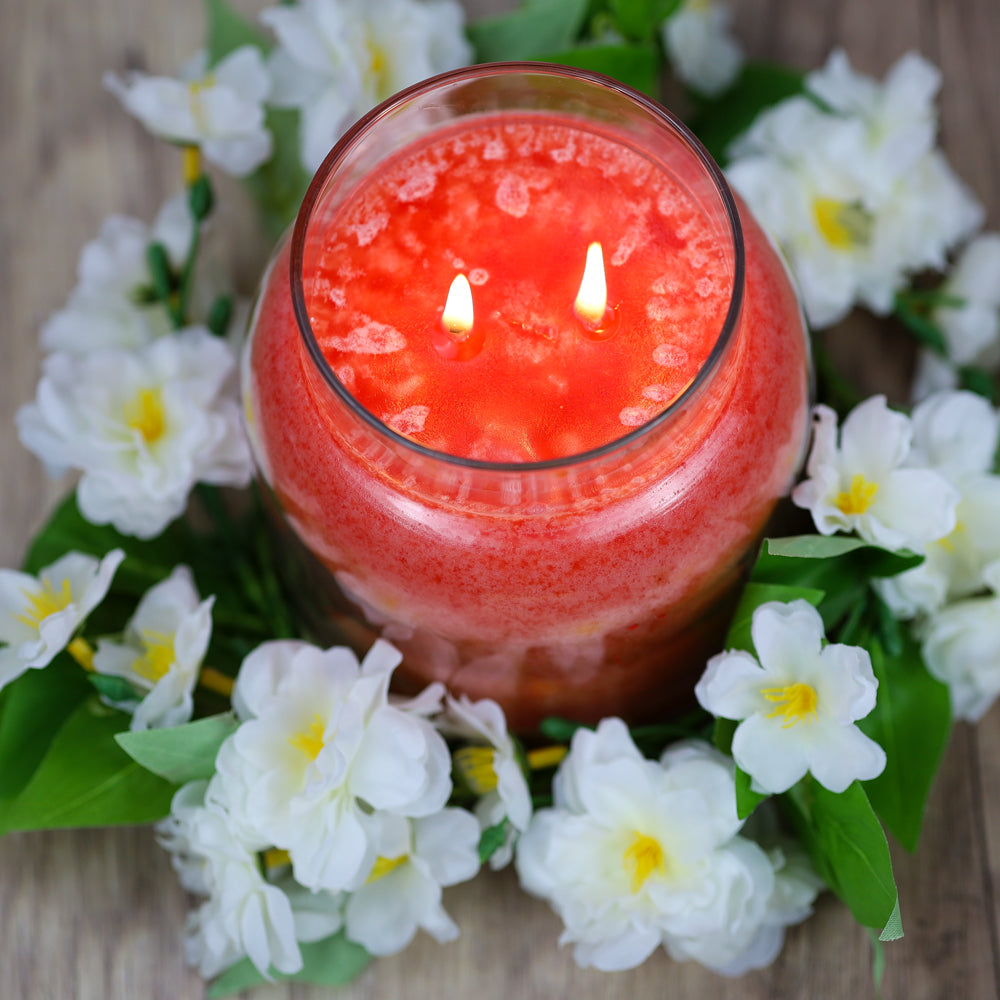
877,390 -> 1000,617
661,0 -> 743,97
343,808 -> 480,955
727,51 -> 982,328
261,0 -> 472,172
105,46 -> 272,176
695,600 -> 886,794
92,565 -> 214,730
933,232 -> 1000,366
516,721 -> 791,973
443,694 -> 532,869
0,548 -> 123,691
156,781 -> 307,979
921,562 -> 1000,722
791,396 -> 959,551
16,327 -> 252,539
40,195 -> 193,354
212,638 -> 452,894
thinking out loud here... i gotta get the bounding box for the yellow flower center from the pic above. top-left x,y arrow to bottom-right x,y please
623,832 -> 666,893
131,629 -> 176,684
365,40 -> 390,99
367,854 -> 408,883
16,577 -> 74,630
288,714 -> 327,761
813,197 -> 874,250
187,75 -> 215,134
936,520 -> 965,554
124,387 -> 167,444
836,474 -> 879,516
264,847 -> 291,870
762,683 -> 818,727
453,745 -> 499,795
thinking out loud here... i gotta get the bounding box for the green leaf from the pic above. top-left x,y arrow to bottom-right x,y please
879,896 -> 904,942
858,634 -> 951,852
734,764 -> 767,820
608,0 -> 681,40
783,778 -> 899,933
207,931 -> 371,998
723,580 -> 826,654
188,174 -> 214,221
88,673 -> 140,703
478,817 -> 509,863
713,716 -> 737,755
538,716 -> 592,742
0,697 -> 176,832
958,364 -> 998,403
115,713 -> 239,785
467,0 -> 589,61
753,536 -> 922,633
893,296 -> 948,356
204,0 -> 270,65
537,42 -> 660,97
687,61 -> 805,163
0,654 -> 91,804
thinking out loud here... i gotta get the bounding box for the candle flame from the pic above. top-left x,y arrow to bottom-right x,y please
442,273 -> 474,338
574,242 -> 607,326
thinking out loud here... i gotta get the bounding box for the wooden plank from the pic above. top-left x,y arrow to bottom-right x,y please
2,1 -> 999,998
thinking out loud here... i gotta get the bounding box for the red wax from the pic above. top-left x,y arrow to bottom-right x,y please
302,117 -> 730,462
246,106 -> 810,732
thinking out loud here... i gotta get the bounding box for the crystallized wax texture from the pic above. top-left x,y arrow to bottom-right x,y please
302,115 -> 730,463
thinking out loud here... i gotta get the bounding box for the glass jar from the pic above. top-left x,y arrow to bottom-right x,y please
243,63 -> 810,733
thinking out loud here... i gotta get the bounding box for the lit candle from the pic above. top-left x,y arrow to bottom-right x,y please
245,65 -> 810,732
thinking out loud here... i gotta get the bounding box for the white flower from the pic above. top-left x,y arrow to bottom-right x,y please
695,600 -> 886,794
41,195 -> 194,354
343,808 -> 480,955
443,694 -> 531,869
806,50 -> 940,197
92,566 -> 213,730
792,396 -> 959,551
16,327 -> 252,539
0,549 -> 123,691
933,232 -> 1000,366
156,781 -> 305,979
661,0 -> 743,97
727,51 -> 982,329
106,46 -> 272,176
922,562 -> 1000,721
515,721 -> 783,972
261,0 -> 472,172
878,391 -> 1000,617
212,638 -> 452,894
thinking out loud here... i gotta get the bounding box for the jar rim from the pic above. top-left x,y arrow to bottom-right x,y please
289,61 -> 746,473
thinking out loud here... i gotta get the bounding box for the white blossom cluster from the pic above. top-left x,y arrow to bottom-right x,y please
660,0 -> 743,97
155,639 -> 524,978
104,0 -> 472,178
0,547 -> 218,735
792,390 -> 1000,722
515,720 -> 822,974
727,50 -> 983,330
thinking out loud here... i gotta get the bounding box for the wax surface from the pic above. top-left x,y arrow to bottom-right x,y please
248,110 -> 810,731
303,116 -> 731,462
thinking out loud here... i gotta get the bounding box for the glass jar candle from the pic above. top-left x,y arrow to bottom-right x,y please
243,63 -> 810,733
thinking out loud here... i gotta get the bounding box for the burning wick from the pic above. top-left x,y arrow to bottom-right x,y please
442,273 -> 474,338
434,272 -> 483,360
574,242 -> 617,341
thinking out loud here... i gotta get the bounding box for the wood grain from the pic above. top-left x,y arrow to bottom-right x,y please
2,1 -> 999,998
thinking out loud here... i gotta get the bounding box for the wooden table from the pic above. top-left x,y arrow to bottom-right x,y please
3,1 -> 999,996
